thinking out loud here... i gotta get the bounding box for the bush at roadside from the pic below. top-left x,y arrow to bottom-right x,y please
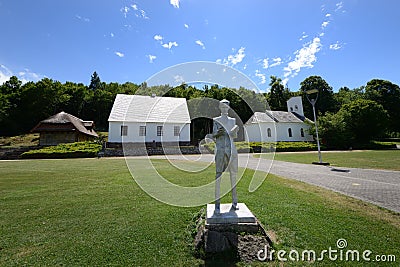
21,142 -> 102,159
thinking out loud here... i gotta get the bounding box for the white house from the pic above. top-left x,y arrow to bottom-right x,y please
108,94 -> 191,144
244,96 -> 314,142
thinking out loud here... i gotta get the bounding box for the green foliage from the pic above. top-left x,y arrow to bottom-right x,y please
300,75 -> 338,118
204,141 -> 318,153
313,99 -> 388,149
313,111 -> 352,149
21,141 -> 102,159
365,79 -> 400,133
1,73 -> 400,146
266,76 -> 292,111
341,99 -> 388,142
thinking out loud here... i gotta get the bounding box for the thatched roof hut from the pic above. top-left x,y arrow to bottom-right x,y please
31,112 -> 98,146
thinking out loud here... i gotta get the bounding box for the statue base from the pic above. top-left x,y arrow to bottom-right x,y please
206,203 -> 258,233
194,203 -> 272,262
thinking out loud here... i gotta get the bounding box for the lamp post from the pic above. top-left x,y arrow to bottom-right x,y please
305,89 -> 329,166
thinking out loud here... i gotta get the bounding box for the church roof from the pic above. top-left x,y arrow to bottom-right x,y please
108,94 -> 191,123
245,111 -> 309,124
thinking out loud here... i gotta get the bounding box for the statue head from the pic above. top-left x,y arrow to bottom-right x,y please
219,99 -> 230,115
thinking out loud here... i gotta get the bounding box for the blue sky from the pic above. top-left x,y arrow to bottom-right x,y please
0,0 -> 399,92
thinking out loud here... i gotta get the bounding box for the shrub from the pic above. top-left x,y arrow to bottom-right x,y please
21,142 -> 102,159
202,141 -> 319,153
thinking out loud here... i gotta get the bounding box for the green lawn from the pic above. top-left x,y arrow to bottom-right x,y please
0,158 -> 399,266
257,150 -> 400,171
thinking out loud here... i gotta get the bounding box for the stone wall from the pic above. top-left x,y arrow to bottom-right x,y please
104,144 -> 200,157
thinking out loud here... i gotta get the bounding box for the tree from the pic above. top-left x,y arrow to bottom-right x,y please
312,112 -> 351,149
334,86 -> 364,106
89,71 -> 102,91
300,76 -> 338,118
267,76 -> 291,111
364,79 -> 400,133
0,76 -> 22,130
313,99 -> 388,148
341,99 -> 388,143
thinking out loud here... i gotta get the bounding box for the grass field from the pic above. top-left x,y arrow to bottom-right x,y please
0,158 -> 399,266
257,150 -> 400,171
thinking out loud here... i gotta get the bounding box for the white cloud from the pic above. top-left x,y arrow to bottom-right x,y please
154,35 -> 163,42
270,57 -> 283,68
136,9 -> 149,19
0,65 -> 42,84
162,41 -> 178,50
174,75 -> 184,83
195,40 -> 205,49
121,4 -> 149,19
284,37 -> 322,79
184,24 -> 189,29
75,15 -> 90,22
110,33 -> 114,38
121,6 -> 130,18
243,64 -> 247,70
223,47 -> 246,66
326,13 -> 332,17
335,1 -> 344,12
262,58 -> 269,69
115,51 -> 125,58
329,42 -> 342,50
147,55 -> 157,63
0,65 -> 12,84
299,32 -> 308,41
321,21 -> 330,29
170,0 -> 180,8
255,70 -> 266,84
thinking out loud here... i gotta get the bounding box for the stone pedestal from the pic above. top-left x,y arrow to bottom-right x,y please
193,203 -> 272,263
206,203 -> 259,233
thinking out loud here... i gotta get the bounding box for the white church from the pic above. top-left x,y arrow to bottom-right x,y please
244,96 -> 314,142
108,94 -> 191,145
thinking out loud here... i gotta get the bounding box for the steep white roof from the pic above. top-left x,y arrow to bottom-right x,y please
108,94 -> 191,123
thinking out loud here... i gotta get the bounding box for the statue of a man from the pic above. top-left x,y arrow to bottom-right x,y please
206,99 -> 239,214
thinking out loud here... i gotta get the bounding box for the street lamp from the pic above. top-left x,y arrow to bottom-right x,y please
305,89 -> 329,166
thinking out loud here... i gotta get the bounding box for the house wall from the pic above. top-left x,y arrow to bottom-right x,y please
39,132 -> 76,146
108,121 -> 190,143
244,122 -> 314,142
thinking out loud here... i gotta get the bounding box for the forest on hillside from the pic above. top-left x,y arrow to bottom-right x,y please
1,72 -> 399,148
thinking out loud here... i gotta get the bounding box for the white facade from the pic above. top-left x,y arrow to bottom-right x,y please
287,96 -> 304,116
244,121 -> 313,142
244,97 -> 314,142
108,94 -> 191,143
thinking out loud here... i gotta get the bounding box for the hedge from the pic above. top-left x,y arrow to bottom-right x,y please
203,141 -> 320,153
21,142 -> 102,159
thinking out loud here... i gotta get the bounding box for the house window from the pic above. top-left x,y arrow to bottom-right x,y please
301,128 -> 305,137
288,128 -> 292,138
295,105 -> 298,111
139,126 -> 146,136
267,128 -> 272,137
174,126 -> 180,136
121,125 -> 128,136
157,126 -> 163,136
